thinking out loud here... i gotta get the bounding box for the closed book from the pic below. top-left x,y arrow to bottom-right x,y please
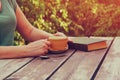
68,37 -> 107,51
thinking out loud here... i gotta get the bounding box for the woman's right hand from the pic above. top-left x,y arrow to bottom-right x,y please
25,39 -> 50,56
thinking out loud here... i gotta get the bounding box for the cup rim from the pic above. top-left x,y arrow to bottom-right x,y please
48,36 -> 68,40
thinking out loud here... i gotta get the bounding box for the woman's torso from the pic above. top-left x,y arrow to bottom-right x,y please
0,0 -> 17,46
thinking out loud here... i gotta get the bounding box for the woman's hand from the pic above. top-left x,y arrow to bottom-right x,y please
53,32 -> 66,37
25,39 -> 50,56
53,32 -> 72,42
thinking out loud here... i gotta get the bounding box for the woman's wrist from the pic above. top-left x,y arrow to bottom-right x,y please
20,45 -> 33,57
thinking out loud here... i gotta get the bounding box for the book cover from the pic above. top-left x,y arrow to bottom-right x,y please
68,37 -> 107,51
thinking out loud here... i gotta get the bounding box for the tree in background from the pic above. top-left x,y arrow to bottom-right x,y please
15,0 -> 120,45
15,0 -> 83,45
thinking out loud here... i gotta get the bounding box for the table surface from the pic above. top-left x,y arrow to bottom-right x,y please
0,37 -> 120,80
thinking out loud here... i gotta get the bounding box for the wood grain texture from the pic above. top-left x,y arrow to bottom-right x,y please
0,58 -> 33,80
95,37 -> 120,80
6,50 -> 75,80
49,37 -> 113,80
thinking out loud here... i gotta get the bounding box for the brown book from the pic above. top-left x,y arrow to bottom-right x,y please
68,37 -> 107,51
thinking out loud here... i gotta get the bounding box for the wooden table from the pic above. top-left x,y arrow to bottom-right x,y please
1,37 -> 120,80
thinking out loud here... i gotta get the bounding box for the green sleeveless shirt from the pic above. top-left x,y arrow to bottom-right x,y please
0,0 -> 17,46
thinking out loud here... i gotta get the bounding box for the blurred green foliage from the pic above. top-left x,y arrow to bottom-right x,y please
15,0 -> 120,45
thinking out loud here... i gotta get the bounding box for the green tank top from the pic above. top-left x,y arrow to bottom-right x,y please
0,0 -> 17,46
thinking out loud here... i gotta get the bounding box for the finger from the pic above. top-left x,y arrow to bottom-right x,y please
38,39 -> 50,47
45,41 -> 51,46
54,32 -> 66,36
44,49 -> 48,54
42,43 -> 49,49
42,49 -> 48,55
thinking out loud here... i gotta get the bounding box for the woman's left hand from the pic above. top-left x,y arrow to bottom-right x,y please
53,32 -> 72,42
53,32 -> 66,37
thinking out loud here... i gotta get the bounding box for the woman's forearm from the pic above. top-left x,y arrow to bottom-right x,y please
0,46 -> 29,59
0,39 -> 50,59
28,27 -> 53,42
